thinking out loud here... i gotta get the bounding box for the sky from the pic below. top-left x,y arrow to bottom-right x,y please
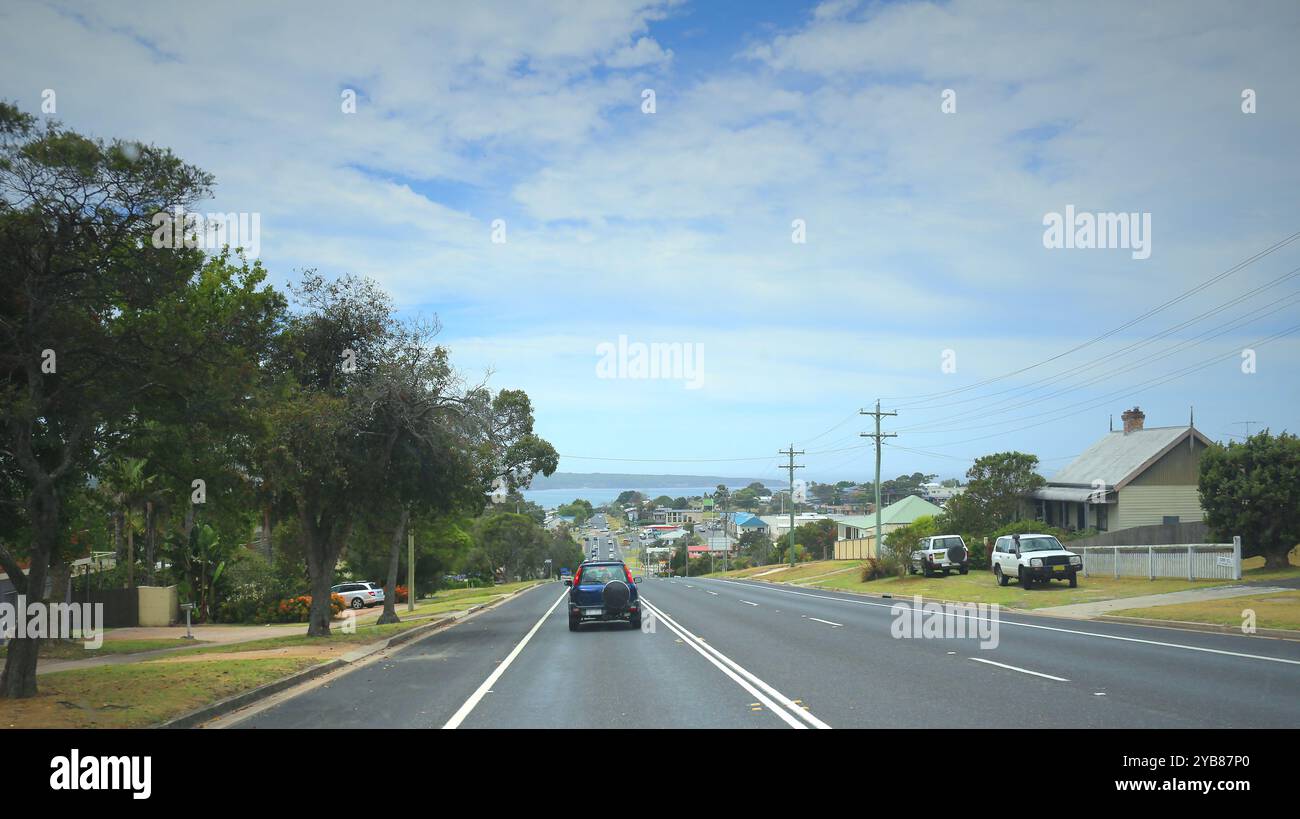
2,0 -> 1298,487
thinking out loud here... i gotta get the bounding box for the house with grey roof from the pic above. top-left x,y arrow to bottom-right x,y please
1026,407 -> 1214,533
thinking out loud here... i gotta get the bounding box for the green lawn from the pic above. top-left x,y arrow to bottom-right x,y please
1,657 -> 320,729
0,578 -> 545,729
1111,591 -> 1300,631
711,550 -> 1300,611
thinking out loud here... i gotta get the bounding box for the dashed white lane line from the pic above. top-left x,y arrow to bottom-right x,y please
969,657 -> 1070,682
807,617 -> 843,628
740,600 -> 758,606
706,591 -> 719,596
713,579 -> 1300,667
442,589 -> 569,729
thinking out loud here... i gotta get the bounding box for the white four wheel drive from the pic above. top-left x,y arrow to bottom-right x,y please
909,535 -> 970,577
991,533 -> 1083,589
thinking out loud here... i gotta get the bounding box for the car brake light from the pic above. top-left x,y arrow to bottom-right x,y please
624,566 -> 634,584
573,569 -> 583,586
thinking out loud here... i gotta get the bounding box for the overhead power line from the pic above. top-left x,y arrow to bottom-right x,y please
880,230 -> 1300,406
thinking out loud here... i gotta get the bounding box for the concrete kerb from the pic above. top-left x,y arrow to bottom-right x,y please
157,581 -> 547,728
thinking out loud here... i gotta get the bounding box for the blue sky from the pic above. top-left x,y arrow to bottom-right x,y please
3,0 -> 1298,486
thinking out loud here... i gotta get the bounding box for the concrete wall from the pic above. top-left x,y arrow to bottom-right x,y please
137,585 -> 178,627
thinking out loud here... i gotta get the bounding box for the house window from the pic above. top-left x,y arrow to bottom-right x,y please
1162,515 -> 1180,525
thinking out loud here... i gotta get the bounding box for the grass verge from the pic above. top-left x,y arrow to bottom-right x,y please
712,553 -> 1300,611
0,579 -> 544,728
1109,591 -> 1300,631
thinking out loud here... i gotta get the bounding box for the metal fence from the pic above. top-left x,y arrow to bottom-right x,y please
1077,537 -> 1241,581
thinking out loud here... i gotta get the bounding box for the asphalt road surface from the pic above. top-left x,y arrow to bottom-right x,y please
228,575 -> 1300,729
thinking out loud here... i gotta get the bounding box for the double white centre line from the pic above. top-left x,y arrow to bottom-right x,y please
641,597 -> 830,729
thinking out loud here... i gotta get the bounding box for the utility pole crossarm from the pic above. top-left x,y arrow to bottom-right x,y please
860,401 -> 898,561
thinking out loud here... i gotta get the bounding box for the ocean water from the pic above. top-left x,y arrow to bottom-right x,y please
520,486 -> 723,509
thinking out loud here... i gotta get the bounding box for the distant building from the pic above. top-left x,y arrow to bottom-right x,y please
833,495 -> 945,559
761,512 -> 848,542
723,511 -> 769,539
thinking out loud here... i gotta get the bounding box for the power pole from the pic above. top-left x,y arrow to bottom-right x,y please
779,444 -> 804,566
860,401 -> 897,559
406,528 -> 415,612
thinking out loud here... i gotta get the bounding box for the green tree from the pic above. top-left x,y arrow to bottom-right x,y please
882,515 -> 941,575
1199,431 -> 1300,570
256,272 -> 400,636
738,529 -> 773,564
793,518 -> 837,560
0,105 -> 278,697
946,452 -> 1043,534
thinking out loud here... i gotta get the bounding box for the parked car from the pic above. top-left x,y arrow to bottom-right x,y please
331,581 -> 384,609
568,560 -> 642,631
991,533 -> 1082,588
910,535 -> 970,577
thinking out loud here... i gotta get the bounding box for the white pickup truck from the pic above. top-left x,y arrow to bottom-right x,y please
909,535 -> 970,577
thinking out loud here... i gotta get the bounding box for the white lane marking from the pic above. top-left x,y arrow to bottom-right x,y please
808,617 -> 843,628
707,591 -> 719,596
969,657 -> 1070,682
637,599 -> 807,729
442,589 -> 568,729
641,597 -> 831,729
712,579 -> 1300,667
740,600 -> 758,606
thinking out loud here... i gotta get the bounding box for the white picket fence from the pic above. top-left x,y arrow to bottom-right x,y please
1076,537 -> 1241,581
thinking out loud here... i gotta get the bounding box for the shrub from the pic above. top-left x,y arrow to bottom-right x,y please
860,558 -> 890,582
257,593 -> 347,623
395,584 -> 409,603
216,549 -> 299,623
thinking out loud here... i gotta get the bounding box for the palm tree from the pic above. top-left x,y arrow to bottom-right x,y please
99,457 -> 158,588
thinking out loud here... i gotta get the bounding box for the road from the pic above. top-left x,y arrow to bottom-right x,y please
227,571 -> 1300,729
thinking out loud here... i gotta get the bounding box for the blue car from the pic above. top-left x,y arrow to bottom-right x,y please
568,560 -> 641,631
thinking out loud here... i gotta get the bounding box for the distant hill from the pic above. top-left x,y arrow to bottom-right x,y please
526,472 -> 780,491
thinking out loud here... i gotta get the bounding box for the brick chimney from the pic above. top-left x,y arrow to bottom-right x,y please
1121,406 -> 1145,434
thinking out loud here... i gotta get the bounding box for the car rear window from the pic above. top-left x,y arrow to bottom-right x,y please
579,565 -> 624,584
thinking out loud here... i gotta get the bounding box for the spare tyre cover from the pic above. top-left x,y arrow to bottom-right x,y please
602,580 -> 630,610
